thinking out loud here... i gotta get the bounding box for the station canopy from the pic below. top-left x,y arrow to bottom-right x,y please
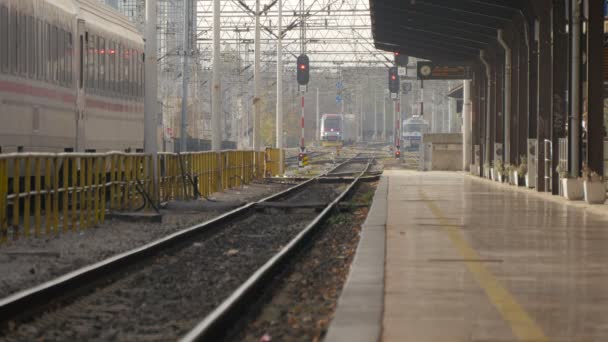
369,0 -> 524,63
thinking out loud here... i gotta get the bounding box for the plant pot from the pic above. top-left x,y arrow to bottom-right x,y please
483,166 -> 490,179
509,171 -> 518,185
584,181 -> 606,204
525,174 -> 529,188
562,178 -> 584,201
497,174 -> 503,183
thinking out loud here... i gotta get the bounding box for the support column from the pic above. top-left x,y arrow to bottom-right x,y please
463,80 -> 472,171
511,25 -> 521,164
528,18 -> 539,188
552,0 -> 567,194
471,68 -> 481,170
494,53 -> 504,163
586,0 -> 605,175
519,18 -> 530,167
570,0 -> 582,177
498,30 -> 512,164
537,11 -> 552,192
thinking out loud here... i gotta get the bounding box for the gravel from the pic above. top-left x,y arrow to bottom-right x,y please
1,182 -> 351,341
0,182 -> 291,299
232,181 -> 378,342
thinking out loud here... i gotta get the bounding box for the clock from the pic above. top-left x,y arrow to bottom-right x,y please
420,65 -> 432,77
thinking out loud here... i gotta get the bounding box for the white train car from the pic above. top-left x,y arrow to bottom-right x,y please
0,0 -> 144,153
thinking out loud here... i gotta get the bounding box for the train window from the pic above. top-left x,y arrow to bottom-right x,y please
90,34 -> 96,91
27,16 -> 34,78
19,14 -> 26,75
52,26 -> 59,83
110,40 -> 116,94
35,19 -> 41,80
140,52 -> 144,98
117,43 -> 122,96
59,29 -> 66,85
67,32 -> 72,87
131,48 -> 135,97
97,37 -> 108,91
88,34 -> 94,91
46,23 -> 51,81
9,9 -> 16,74
0,6 -> 8,73
136,51 -> 141,98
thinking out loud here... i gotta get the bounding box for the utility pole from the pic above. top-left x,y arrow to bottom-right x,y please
373,90 -> 377,141
275,0 -> 283,173
382,90 -> 386,142
253,0 -> 261,151
316,87 -> 320,142
180,0 -> 190,152
211,0 -> 221,151
144,0 -> 158,202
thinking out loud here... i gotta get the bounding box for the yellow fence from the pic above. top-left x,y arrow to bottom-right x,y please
158,150 -> 266,201
0,149 -> 280,242
265,148 -> 284,177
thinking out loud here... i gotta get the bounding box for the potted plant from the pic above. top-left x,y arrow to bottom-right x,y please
582,164 -> 606,204
558,164 -> 584,200
494,159 -> 505,183
516,156 -> 527,187
506,164 -> 517,185
483,162 -> 491,179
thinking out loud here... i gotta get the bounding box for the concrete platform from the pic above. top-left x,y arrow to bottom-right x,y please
326,170 -> 608,342
325,177 -> 387,342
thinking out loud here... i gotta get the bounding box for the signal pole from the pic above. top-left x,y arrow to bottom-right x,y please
253,0 -> 261,151
180,0 -> 190,152
211,0 -> 221,151
276,0 -> 283,173
144,0 -> 158,203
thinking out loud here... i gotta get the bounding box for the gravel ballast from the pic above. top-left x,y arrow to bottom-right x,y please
232,181 -> 378,342
0,182 -> 292,299
1,183 -> 349,341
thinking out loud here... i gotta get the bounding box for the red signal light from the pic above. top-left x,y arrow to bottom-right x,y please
299,64 -> 306,70
391,75 -> 396,80
394,52 -> 399,56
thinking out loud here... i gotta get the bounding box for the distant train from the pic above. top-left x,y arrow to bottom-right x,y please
402,116 -> 429,152
320,113 -> 357,147
0,0 -> 145,153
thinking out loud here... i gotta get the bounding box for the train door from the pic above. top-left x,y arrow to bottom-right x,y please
75,19 -> 86,152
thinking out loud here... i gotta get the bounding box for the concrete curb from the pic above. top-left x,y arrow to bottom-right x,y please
324,176 -> 388,342
465,174 -> 608,221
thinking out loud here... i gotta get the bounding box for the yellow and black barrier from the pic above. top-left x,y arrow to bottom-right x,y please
0,149 -> 280,243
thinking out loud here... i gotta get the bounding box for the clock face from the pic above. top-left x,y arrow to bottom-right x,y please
420,65 -> 432,77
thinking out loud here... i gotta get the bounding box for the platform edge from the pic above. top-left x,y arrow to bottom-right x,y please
324,176 -> 388,342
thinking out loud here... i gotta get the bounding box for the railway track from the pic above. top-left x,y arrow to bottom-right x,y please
0,155 -> 375,341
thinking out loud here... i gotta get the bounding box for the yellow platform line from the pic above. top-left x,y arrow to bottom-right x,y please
420,190 -> 548,342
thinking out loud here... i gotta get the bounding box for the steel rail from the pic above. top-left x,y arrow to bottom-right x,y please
0,156 -> 361,325
180,155 -> 375,342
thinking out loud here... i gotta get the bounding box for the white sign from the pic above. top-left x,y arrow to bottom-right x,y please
299,85 -> 308,93
398,66 -> 406,76
390,92 -> 398,100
